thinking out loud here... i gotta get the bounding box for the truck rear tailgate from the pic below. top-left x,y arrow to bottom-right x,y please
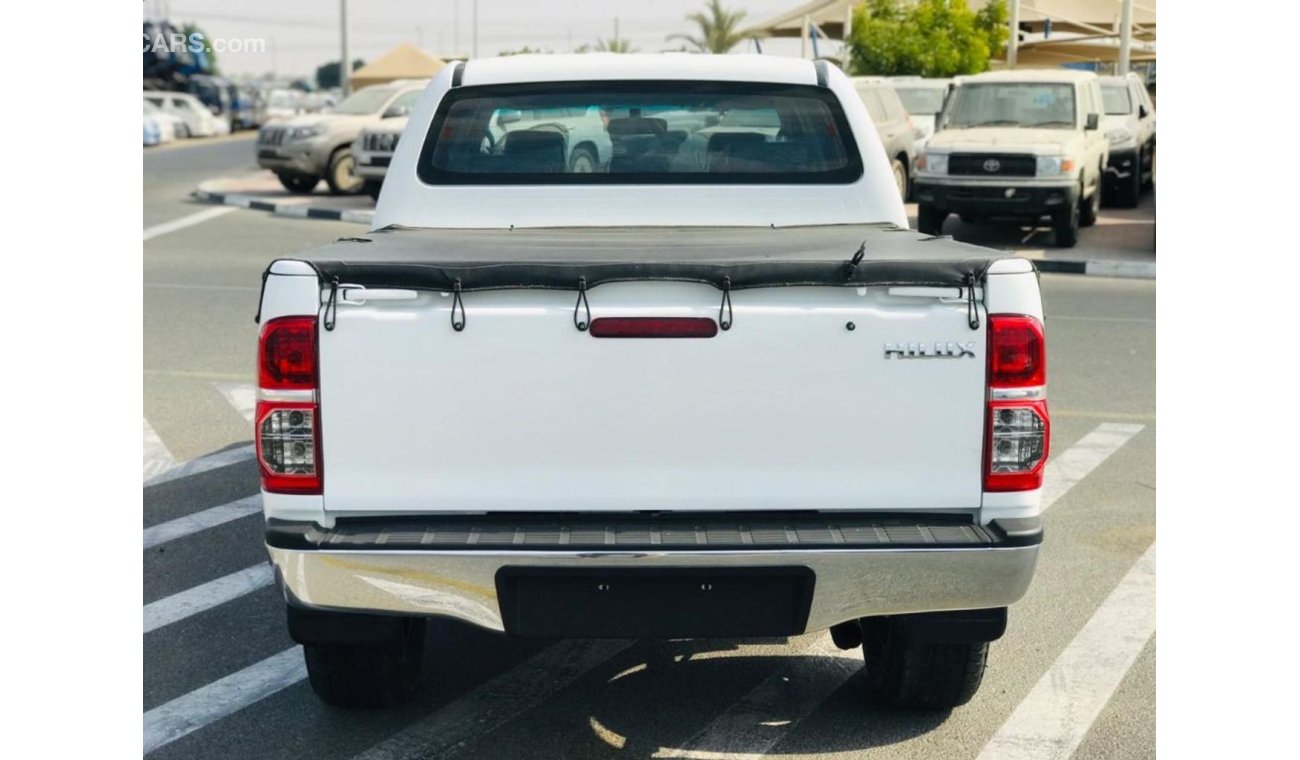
318,281 -> 985,513
291,225 -> 1003,515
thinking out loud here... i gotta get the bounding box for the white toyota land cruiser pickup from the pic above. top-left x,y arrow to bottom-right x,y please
255,55 -> 1049,711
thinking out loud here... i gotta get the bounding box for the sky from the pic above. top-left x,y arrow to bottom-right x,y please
144,1 -> 846,79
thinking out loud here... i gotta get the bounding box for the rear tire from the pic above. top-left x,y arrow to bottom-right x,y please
303,618 -> 426,708
1080,177 -> 1101,227
1114,154 -> 1142,208
363,179 -> 383,201
277,173 -> 319,194
890,158 -> 908,202
325,147 -> 364,195
1052,197 -> 1080,248
861,618 -> 988,710
568,146 -> 598,173
917,204 -> 947,236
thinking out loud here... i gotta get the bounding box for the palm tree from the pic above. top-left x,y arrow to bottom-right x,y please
667,0 -> 757,54
595,38 -> 637,53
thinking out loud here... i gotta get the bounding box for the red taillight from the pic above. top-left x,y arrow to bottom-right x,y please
988,315 -> 1045,387
257,316 -> 321,494
985,314 -> 1049,492
589,317 -> 719,339
259,316 -> 317,390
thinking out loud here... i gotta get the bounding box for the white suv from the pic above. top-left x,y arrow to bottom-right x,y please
914,70 -> 1109,247
1099,73 -> 1156,207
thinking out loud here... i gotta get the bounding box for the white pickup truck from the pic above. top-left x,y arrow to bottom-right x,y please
255,55 -> 1049,711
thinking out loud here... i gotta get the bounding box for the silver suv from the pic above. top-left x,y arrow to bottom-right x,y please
256,81 -> 426,195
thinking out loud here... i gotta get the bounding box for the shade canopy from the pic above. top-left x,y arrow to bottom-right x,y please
349,43 -> 447,90
750,1 -> 1156,44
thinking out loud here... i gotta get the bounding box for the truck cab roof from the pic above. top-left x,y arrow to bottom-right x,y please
459,53 -> 822,87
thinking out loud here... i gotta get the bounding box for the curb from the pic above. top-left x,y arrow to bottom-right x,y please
192,185 -> 373,226
1034,259 -> 1156,280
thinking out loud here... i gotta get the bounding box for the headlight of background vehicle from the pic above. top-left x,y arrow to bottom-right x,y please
1035,156 -> 1076,177
919,152 -> 948,175
289,125 -> 325,141
1107,128 -> 1135,147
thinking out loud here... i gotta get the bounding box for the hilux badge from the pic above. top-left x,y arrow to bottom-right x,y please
884,342 -> 977,359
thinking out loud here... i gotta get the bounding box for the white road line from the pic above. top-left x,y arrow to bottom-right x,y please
143,418 -> 177,482
144,563 -> 274,634
353,639 -> 635,760
1041,423 -> 1144,511
143,646 -> 306,754
143,496 -> 261,550
143,206 -> 237,242
214,381 -> 257,423
654,635 -> 859,760
976,543 -> 1157,760
652,421 -> 1145,758
144,443 -> 256,487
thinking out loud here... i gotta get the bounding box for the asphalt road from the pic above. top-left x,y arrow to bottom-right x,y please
143,137 -> 1156,760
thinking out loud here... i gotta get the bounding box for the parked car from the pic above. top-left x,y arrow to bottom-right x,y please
489,104 -> 613,173
890,77 -> 952,154
143,100 -> 181,144
256,55 -> 1047,713
144,113 -> 162,147
263,89 -> 304,122
255,79 -> 427,195
1099,73 -> 1156,207
351,89 -> 424,199
914,69 -> 1109,247
851,77 -> 917,201
143,91 -> 224,138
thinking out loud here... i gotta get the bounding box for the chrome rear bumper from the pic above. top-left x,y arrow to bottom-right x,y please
266,515 -> 1040,634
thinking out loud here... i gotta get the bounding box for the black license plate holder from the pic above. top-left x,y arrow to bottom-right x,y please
496,567 -> 815,638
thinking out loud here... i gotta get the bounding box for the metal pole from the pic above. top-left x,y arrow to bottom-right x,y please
842,3 -> 853,71
800,14 -> 810,59
1118,0 -> 1134,74
454,1 -> 460,57
473,0 -> 479,59
1007,1 -> 1019,68
339,0 -> 350,95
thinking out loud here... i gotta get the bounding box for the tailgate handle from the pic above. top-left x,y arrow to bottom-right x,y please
339,286 -> 418,305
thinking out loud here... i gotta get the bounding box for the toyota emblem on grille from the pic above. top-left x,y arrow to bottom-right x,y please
983,158 -> 1001,173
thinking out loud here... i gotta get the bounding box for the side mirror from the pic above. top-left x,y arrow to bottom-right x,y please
382,106 -> 410,119
209,104 -> 221,115
1085,113 -> 1100,130
1138,104 -> 1149,119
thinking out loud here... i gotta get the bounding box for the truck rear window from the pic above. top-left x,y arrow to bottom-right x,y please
417,81 -> 862,185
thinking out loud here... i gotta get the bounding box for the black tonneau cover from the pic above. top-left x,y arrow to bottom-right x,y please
285,224 -> 1018,293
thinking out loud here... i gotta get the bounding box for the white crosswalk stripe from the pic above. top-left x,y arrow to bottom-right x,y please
144,381 -> 257,486
143,496 -> 261,549
976,543 -> 1157,760
144,443 -> 256,487
143,418 -> 177,481
213,381 -> 257,423
353,639 -> 636,760
143,646 -> 306,754
144,563 -> 275,634
654,635 -> 859,760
